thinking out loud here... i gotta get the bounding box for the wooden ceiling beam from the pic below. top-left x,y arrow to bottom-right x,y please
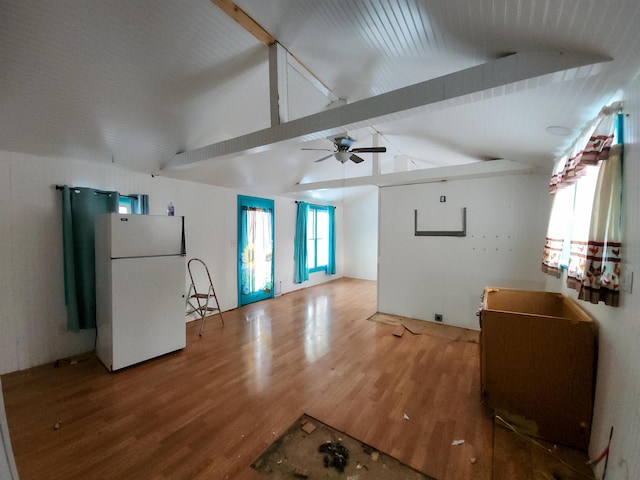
212,1 -> 336,126
210,0 -> 276,45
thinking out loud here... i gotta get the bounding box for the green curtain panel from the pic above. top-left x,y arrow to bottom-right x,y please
130,194 -> 149,214
62,186 -> 119,331
293,201 -> 309,284
327,206 -> 336,275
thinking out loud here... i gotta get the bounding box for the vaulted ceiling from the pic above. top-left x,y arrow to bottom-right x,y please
2,0 -> 639,202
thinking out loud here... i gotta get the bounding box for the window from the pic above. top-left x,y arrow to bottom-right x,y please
558,163 -> 602,269
307,205 -> 329,272
542,108 -> 623,306
118,197 -> 132,214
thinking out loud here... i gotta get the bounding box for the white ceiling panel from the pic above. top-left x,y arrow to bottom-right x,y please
2,0 -> 640,202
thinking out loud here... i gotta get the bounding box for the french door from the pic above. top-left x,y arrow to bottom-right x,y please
237,195 -> 274,306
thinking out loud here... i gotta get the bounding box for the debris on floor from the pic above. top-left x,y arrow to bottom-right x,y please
403,413 -> 410,420
252,414 -> 436,479
319,441 -> 350,472
292,466 -> 309,478
392,326 -> 405,337
300,418 -> 316,434
451,439 -> 465,446
54,354 -> 92,367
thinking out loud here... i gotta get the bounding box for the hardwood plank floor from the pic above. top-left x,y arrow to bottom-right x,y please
1,278 -> 593,479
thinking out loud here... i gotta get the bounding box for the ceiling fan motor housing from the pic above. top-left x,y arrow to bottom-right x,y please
334,136 -> 355,149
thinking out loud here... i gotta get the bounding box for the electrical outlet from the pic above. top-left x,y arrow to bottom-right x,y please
435,313 -> 443,322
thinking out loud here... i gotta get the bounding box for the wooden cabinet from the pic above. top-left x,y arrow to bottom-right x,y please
479,287 -> 596,450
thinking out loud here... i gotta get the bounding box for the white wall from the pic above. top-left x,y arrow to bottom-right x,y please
544,81 -> 640,480
378,173 -> 550,330
0,378 -> 19,480
343,189 -> 378,280
0,151 -> 343,375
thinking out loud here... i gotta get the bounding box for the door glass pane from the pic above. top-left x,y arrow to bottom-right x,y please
245,208 -> 272,293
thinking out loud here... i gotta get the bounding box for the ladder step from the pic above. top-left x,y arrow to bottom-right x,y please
187,308 -> 221,315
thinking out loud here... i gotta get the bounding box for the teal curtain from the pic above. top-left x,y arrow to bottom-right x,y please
62,186 -> 119,331
326,206 -> 336,275
293,201 -> 309,283
130,194 -> 149,214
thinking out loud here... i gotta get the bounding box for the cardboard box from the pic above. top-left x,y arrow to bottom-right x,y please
479,287 -> 596,450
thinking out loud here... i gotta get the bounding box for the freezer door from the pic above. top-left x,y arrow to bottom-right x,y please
109,214 -> 184,258
110,255 -> 186,370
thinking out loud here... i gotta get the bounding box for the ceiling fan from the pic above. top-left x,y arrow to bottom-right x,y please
302,135 -> 386,163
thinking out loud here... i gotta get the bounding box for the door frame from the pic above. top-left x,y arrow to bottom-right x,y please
237,195 -> 275,306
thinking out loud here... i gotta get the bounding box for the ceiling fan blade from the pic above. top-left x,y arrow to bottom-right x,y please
350,147 -> 387,153
350,154 -> 365,163
314,153 -> 335,163
301,148 -> 333,151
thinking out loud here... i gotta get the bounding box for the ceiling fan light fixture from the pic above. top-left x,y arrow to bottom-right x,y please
335,151 -> 351,163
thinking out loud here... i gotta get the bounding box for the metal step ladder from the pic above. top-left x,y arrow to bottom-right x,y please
186,258 -> 224,336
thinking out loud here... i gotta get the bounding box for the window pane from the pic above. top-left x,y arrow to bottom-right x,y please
307,239 -> 316,269
316,210 -> 329,267
307,210 -> 316,240
317,210 -> 328,240
118,198 -> 131,214
317,238 -> 328,266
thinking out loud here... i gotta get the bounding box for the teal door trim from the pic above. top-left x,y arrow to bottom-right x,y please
237,195 -> 275,306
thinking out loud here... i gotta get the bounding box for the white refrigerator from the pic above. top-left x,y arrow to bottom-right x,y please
95,213 -> 187,371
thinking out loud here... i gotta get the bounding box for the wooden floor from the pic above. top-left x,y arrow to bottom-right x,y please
2,278 -> 594,480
